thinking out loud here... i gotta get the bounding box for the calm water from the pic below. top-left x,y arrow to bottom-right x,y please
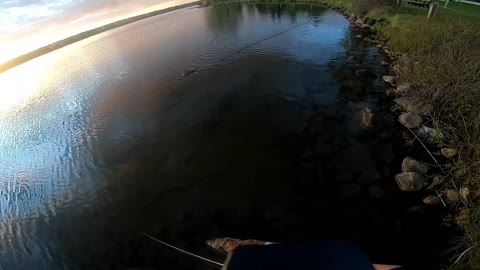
0,3 -> 452,269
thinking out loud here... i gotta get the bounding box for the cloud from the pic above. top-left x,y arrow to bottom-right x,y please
0,0 -> 77,34
0,0 -> 187,62
0,0 -> 151,35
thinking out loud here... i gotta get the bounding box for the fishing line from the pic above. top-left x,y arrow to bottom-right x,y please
184,21 -> 309,75
142,232 -> 224,269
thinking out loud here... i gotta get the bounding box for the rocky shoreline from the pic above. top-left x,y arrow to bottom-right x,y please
327,4 -> 468,210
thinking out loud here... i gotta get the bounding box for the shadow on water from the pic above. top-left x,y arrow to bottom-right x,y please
0,3 -> 456,270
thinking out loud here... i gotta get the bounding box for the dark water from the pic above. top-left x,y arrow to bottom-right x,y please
0,3 -> 453,270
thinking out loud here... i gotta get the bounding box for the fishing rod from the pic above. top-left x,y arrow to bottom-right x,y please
142,232 -> 224,269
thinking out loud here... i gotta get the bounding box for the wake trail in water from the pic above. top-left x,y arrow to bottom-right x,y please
184,22 -> 309,76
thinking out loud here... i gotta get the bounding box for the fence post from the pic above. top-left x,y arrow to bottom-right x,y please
427,2 -> 436,19
444,0 -> 450,8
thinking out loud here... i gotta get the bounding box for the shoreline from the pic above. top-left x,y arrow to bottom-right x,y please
209,1 -> 478,268
0,1 -> 202,74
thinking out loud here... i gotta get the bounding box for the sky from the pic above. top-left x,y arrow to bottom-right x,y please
0,0 -> 192,63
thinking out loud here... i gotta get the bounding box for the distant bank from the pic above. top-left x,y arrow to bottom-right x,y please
0,1 -> 202,73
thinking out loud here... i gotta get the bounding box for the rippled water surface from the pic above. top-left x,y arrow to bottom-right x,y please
0,3 -> 452,269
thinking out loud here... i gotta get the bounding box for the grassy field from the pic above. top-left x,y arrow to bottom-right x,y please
363,0 -> 480,22
440,1 -> 480,16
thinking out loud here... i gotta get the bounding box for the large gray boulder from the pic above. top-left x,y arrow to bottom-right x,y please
401,157 -> 429,175
398,112 -> 423,128
395,172 -> 425,191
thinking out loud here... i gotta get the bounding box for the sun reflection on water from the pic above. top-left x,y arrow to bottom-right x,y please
0,55 -> 58,116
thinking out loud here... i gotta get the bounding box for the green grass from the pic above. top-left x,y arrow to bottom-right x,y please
440,0 -> 480,16
332,1 -> 480,268
367,1 -> 480,23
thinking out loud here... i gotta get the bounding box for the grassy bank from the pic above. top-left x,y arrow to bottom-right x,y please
207,0 -> 480,268
341,1 -> 480,269
317,0 -> 480,268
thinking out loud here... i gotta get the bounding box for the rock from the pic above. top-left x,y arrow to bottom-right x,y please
355,19 -> 363,25
441,148 -> 458,158
460,187 -> 470,201
362,24 -> 371,30
357,168 -> 382,184
394,97 -> 433,115
396,84 -> 411,94
395,172 -> 425,191
382,75 -> 396,84
380,61 -> 388,66
423,195 -> 441,205
376,44 -> 383,48
339,184 -> 362,199
368,185 -> 388,199
385,89 -> 396,97
445,189 -> 460,204
398,112 -> 423,128
361,108 -> 374,128
401,157 -> 429,175
355,34 -> 363,39
348,55 -> 356,62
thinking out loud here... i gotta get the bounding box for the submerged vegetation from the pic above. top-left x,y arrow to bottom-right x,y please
207,0 -> 480,268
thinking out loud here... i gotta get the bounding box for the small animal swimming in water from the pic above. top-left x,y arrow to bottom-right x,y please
182,66 -> 199,76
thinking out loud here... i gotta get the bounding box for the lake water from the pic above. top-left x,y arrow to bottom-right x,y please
0,3 -> 453,269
